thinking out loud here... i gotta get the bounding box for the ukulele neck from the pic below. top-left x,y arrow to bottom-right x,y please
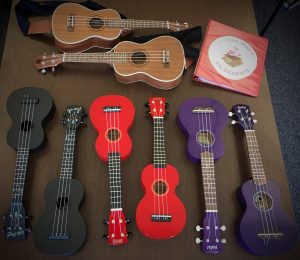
200,151 -> 218,212
63,52 -> 129,64
153,117 -> 166,168
11,148 -> 30,203
244,130 -> 267,185
108,152 -> 123,210
60,126 -> 77,181
111,19 -> 169,29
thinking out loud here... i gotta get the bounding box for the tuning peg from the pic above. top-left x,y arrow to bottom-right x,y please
231,120 -> 237,125
195,225 -> 203,232
195,237 -> 202,244
165,103 -> 169,109
221,238 -> 227,244
144,102 -> 150,107
81,121 -> 87,127
253,119 -> 257,124
51,67 -> 55,72
103,220 -> 109,225
125,219 -> 131,224
41,69 -> 46,74
26,227 -> 32,233
25,215 -> 32,219
127,232 -> 133,238
61,119 -> 66,125
228,111 -> 234,117
220,225 -> 226,231
251,112 -> 255,116
102,234 -> 109,239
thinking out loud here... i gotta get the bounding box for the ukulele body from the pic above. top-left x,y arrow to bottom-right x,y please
52,3 -> 122,52
33,179 -> 86,255
112,36 -> 185,90
136,164 -> 186,239
238,179 -> 297,256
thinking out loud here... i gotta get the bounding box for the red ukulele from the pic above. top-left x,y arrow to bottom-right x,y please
136,97 -> 186,239
89,95 -> 135,245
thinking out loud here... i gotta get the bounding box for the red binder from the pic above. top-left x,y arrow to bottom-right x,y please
193,20 -> 268,97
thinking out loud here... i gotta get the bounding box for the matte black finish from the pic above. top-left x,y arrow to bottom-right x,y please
6,87 -> 54,152
33,179 -> 86,255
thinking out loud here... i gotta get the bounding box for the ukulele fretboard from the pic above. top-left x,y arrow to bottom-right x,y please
63,52 -> 129,63
108,152 -> 122,209
200,151 -> 218,212
153,117 -> 166,168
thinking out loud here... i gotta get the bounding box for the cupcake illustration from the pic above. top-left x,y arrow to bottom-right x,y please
222,46 -> 243,67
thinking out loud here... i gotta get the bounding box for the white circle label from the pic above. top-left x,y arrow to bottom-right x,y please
208,36 -> 257,80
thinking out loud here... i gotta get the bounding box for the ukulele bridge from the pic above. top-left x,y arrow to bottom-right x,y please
103,106 -> 121,112
192,107 -> 215,113
151,214 -> 172,222
257,232 -> 284,240
162,49 -> 170,64
48,233 -> 70,240
67,14 -> 75,32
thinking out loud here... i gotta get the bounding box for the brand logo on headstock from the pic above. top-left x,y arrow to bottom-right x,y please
207,245 -> 218,250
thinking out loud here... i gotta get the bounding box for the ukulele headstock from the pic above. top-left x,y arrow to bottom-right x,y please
229,104 -> 257,130
146,97 -> 169,119
62,105 -> 87,129
3,202 -> 31,240
169,21 -> 189,31
35,52 -> 63,74
195,212 -> 226,254
103,210 -> 131,246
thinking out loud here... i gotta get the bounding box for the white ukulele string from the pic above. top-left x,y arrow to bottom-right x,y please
161,115 -> 169,216
242,113 -> 269,244
207,108 -> 218,241
112,106 -> 118,236
62,111 -> 77,235
153,106 -> 160,217
159,105 -> 165,217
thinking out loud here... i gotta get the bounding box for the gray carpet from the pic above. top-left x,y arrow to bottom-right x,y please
0,0 -> 300,237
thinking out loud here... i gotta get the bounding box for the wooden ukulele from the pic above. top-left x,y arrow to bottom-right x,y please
35,36 -> 185,90
177,97 -> 227,254
3,87 -> 54,240
136,97 -> 186,239
230,104 -> 297,255
52,2 -> 189,52
89,95 -> 135,246
33,106 -> 87,255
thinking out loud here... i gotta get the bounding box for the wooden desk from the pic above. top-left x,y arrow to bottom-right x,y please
0,0 -> 299,259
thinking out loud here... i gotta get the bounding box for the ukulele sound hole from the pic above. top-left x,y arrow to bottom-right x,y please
130,51 -> 147,65
196,130 -> 215,147
57,197 -> 69,210
253,192 -> 273,211
89,17 -> 104,30
153,180 -> 167,195
21,121 -> 33,132
107,128 -> 120,142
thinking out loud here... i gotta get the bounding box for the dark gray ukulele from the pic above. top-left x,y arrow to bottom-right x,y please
3,87 -> 54,240
33,105 -> 87,255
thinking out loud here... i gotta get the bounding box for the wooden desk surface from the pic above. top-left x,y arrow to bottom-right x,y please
0,0 -> 299,259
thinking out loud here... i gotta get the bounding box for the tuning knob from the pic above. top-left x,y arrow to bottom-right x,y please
127,232 -> 133,238
220,225 -> 226,231
125,219 -> 131,224
195,237 -> 202,244
221,238 -> 227,244
102,234 -> 109,239
231,120 -> 237,125
251,112 -> 255,116
41,69 -> 46,74
26,227 -> 32,233
195,225 -> 203,232
103,220 -> 109,225
51,67 -> 55,72
253,119 -> 258,124
228,111 -> 234,117
144,102 -> 150,107
165,103 -> 169,109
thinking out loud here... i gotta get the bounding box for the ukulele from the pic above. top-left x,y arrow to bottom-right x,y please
177,97 -> 227,254
35,36 -> 185,90
136,97 -> 186,239
3,87 -> 54,240
52,2 -> 189,52
33,106 -> 87,255
89,95 -> 134,246
230,104 -> 297,255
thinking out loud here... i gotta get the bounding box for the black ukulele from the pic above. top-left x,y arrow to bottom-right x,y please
33,106 -> 87,255
3,87 -> 54,240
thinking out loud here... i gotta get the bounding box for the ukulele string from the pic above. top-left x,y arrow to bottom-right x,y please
112,105 -> 118,236
207,106 -> 218,241
62,111 -> 77,235
245,119 -> 278,243
242,112 -> 270,245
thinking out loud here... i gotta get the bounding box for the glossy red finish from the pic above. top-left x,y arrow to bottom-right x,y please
108,210 -> 128,246
149,97 -> 166,118
136,164 -> 186,239
89,95 -> 135,161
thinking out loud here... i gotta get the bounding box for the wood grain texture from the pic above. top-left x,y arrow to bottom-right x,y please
0,0 -> 299,259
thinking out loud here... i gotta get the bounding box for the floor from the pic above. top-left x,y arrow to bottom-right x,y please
0,0 -> 300,237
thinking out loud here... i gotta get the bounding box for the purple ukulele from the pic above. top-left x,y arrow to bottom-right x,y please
177,97 -> 227,254
230,104 -> 297,256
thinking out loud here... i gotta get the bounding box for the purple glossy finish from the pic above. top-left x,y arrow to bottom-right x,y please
177,97 -> 228,163
201,212 -> 223,254
238,180 -> 297,256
